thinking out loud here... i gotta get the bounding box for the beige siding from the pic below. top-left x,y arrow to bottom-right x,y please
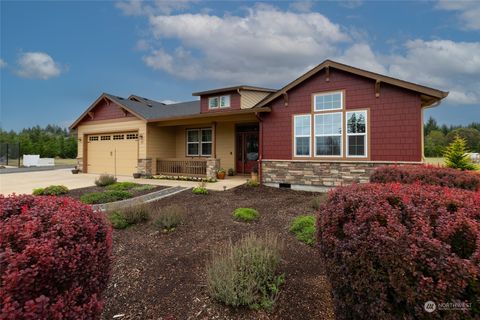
215,122 -> 235,170
76,118 -> 147,171
146,124 -> 176,165
240,90 -> 271,109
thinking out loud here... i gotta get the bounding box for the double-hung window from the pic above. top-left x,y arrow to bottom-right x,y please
314,112 -> 343,156
208,95 -> 230,109
346,111 -> 367,157
187,128 -> 212,157
294,115 -> 311,157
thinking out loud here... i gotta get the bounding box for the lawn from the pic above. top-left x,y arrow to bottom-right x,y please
101,185 -> 334,319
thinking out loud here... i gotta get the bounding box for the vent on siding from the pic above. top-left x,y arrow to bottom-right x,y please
279,183 -> 291,189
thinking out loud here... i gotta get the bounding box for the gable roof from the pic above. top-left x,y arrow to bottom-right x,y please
70,93 -> 200,129
192,85 -> 276,96
254,59 -> 449,109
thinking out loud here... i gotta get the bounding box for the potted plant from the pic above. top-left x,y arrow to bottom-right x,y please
251,165 -> 258,182
133,172 -> 142,179
217,168 -> 226,180
71,166 -> 80,174
227,168 -> 235,176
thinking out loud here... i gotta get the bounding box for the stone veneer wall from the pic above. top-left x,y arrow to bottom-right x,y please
137,158 -> 152,175
262,160 -> 420,191
206,158 -> 221,180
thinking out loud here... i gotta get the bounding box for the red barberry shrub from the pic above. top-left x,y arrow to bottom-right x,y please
318,183 -> 480,320
370,165 -> 480,191
0,195 -> 112,319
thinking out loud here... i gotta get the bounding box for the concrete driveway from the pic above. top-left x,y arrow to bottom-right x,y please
0,169 -> 247,195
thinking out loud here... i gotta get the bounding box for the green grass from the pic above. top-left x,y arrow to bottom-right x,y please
425,157 -> 445,166
106,182 -> 139,191
289,215 -> 316,246
233,208 -> 259,222
108,212 -> 130,229
80,190 -> 132,204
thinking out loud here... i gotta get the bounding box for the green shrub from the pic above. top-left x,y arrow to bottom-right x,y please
106,182 -> 138,191
118,203 -> 150,224
108,212 -> 129,229
246,179 -> 260,187
95,174 -> 117,187
290,215 -> 316,245
206,233 -> 284,310
32,185 -> 69,196
80,190 -> 132,204
444,135 -> 477,170
192,182 -> 208,195
227,168 -> 235,176
233,208 -> 259,222
154,205 -> 185,232
32,188 -> 45,196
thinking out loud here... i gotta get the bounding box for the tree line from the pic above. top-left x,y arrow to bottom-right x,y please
424,117 -> 480,157
0,125 -> 77,159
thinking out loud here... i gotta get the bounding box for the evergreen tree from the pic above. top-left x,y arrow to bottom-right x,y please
443,135 -> 477,171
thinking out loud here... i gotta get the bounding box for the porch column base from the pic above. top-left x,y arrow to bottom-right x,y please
137,158 -> 152,176
206,158 -> 220,180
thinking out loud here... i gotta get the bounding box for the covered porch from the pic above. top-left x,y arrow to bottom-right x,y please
144,111 -> 263,180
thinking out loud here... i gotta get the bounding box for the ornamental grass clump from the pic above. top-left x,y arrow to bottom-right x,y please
206,233 -> 284,311
290,215 -> 316,245
233,207 -> 259,222
154,204 -> 185,232
0,195 -> 112,319
318,182 -> 480,320
95,174 -> 117,187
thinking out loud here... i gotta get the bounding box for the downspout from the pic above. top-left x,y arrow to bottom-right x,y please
255,112 -> 263,184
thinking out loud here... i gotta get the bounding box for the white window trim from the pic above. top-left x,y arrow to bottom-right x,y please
220,95 -> 231,108
314,91 -> 343,112
346,110 -> 368,158
186,128 -> 213,157
208,97 -> 219,109
294,114 -> 311,157
314,112 -> 343,158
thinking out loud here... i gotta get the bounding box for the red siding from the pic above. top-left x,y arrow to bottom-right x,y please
262,69 -> 422,162
79,100 -> 136,124
200,91 -> 241,113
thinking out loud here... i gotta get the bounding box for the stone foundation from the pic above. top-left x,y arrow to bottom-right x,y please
262,160 -> 419,192
137,158 -> 152,175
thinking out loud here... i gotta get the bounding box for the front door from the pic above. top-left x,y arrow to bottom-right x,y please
236,125 -> 259,174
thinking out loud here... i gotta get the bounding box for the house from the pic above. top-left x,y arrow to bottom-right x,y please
70,60 -> 448,191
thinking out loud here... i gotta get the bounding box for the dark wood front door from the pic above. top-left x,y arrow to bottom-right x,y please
236,125 -> 259,174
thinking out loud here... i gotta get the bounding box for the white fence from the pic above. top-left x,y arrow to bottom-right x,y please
23,155 -> 55,167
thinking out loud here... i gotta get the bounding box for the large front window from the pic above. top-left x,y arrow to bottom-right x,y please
315,112 -> 342,156
187,128 -> 212,156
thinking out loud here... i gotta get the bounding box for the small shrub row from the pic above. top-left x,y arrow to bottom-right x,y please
0,195 -> 112,319
290,215 -> 316,245
370,165 -> 480,191
155,175 -> 217,183
192,182 -> 208,195
95,174 -> 117,187
233,207 -> 259,222
154,205 -> 185,232
206,233 -> 284,310
108,203 -> 150,229
106,181 -> 138,191
80,190 -> 132,204
32,185 -> 69,196
318,182 -> 480,320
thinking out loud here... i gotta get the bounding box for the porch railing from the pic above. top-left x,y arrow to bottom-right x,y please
156,158 -> 207,177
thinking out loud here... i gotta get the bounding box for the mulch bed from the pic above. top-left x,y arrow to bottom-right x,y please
64,185 -> 166,201
101,185 -> 335,320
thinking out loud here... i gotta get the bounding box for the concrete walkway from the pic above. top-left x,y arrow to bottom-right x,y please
0,169 -> 247,195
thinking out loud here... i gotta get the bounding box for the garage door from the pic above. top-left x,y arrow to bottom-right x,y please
87,132 -> 138,176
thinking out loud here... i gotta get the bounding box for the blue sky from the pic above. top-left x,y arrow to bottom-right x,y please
1,0 -> 479,131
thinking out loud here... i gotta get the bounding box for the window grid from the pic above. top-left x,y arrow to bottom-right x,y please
314,112 -> 343,157
346,111 -> 367,157
126,133 -> 138,140
314,91 -> 343,112
100,135 -> 111,141
294,115 -> 311,157
88,136 -> 99,141
186,128 -> 212,157
113,134 -> 124,140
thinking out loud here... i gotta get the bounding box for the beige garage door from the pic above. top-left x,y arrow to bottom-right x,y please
87,132 -> 138,176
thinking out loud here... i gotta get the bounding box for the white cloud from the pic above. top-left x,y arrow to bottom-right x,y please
339,0 -> 363,9
116,0 -> 195,16
0,58 -> 6,68
289,1 -> 314,13
335,43 -> 387,74
161,99 -> 180,104
436,0 -> 480,30
144,5 -> 349,84
16,52 -> 62,80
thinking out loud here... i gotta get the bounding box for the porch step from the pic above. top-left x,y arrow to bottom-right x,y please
92,186 -> 188,212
